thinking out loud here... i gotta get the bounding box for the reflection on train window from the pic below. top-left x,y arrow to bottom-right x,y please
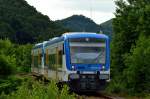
70,46 -> 106,64
34,56 -> 38,67
47,47 -> 63,70
58,50 -> 63,68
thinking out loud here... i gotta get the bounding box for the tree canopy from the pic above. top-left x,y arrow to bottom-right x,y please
110,0 -> 150,95
56,15 -> 113,37
0,0 -> 69,44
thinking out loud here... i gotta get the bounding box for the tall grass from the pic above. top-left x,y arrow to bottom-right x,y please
0,79 -> 75,99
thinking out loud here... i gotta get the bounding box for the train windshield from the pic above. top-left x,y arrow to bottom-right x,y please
69,38 -> 106,64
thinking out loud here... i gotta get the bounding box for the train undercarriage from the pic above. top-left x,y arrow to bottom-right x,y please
68,74 -> 107,92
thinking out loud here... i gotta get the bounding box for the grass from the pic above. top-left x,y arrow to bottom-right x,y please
0,77 -> 75,99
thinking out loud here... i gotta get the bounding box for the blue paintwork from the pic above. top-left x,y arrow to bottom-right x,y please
45,37 -> 64,47
33,32 -> 110,72
73,64 -> 102,71
105,38 -> 110,71
63,32 -> 110,71
63,32 -> 108,39
32,43 -> 46,67
33,43 -> 45,55
64,39 -> 71,70
33,43 -> 43,49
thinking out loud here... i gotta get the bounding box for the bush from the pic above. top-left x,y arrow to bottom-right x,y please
106,76 -> 126,94
0,39 -> 33,73
0,80 -> 75,99
0,76 -> 27,94
108,35 -> 150,96
145,94 -> 150,99
0,55 -> 16,76
123,35 -> 150,94
15,44 -> 32,72
0,39 -> 16,77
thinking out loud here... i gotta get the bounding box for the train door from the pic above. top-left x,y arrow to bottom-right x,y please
57,44 -> 64,81
37,49 -> 41,74
45,48 -> 49,78
31,50 -> 34,73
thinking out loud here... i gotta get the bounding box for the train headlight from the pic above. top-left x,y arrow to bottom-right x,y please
69,74 -> 79,79
102,66 -> 105,69
101,66 -> 105,71
71,65 -> 75,70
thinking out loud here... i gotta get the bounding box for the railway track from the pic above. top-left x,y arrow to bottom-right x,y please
17,73 -> 123,99
76,92 -> 124,99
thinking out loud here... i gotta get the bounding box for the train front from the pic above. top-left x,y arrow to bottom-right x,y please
64,33 -> 110,92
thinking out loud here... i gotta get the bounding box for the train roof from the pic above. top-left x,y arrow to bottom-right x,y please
34,32 -> 109,48
62,32 -> 108,39
33,41 -> 48,49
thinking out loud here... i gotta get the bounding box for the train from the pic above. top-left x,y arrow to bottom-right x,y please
31,32 -> 110,92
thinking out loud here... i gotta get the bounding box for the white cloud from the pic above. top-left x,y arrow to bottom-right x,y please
25,0 -> 116,24
61,0 -> 116,12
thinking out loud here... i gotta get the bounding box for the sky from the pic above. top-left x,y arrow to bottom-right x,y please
25,0 -> 116,24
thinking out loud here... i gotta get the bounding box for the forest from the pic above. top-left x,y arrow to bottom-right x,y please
0,0 -> 150,98
56,15 -> 113,38
109,0 -> 150,96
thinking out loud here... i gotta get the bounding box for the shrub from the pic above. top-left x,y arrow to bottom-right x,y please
0,39 -> 16,77
0,75 -> 29,94
123,35 -> 150,94
0,80 -> 75,99
106,76 -> 126,94
15,44 -> 32,72
0,55 -> 16,76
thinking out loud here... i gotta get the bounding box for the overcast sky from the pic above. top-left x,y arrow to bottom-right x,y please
25,0 -> 116,24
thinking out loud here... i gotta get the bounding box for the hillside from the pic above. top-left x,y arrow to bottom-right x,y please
56,15 -> 100,32
100,19 -> 113,37
0,0 -> 113,44
0,0 -> 68,44
56,15 -> 113,37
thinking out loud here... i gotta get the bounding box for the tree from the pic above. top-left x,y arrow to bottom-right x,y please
110,0 -> 150,94
15,44 -> 32,72
0,0 -> 69,44
0,39 -> 16,77
124,35 -> 150,94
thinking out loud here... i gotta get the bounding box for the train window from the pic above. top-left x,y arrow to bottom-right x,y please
44,53 -> 46,66
54,54 -> 57,69
70,46 -> 106,64
49,53 -> 56,70
57,44 -> 63,68
58,50 -> 63,68
31,53 -> 34,66
69,38 -> 106,64
63,44 -> 64,54
46,49 -> 49,66
69,38 -> 105,43
34,56 -> 38,67
53,54 -> 56,69
49,54 -> 52,69
47,45 -> 63,70
38,52 -> 42,68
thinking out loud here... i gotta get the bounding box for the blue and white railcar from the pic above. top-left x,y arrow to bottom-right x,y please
31,41 -> 47,75
31,32 -> 110,91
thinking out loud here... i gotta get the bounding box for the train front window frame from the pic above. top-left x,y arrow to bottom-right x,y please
69,38 -> 106,65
